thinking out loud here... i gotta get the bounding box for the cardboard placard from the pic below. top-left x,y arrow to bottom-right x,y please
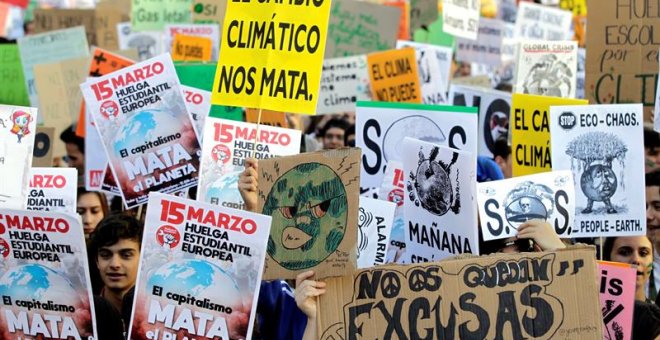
397,41 -> 452,95
257,148 -> 361,280
130,0 -> 193,32
0,209 -> 98,339
163,23 -> 219,61
32,8 -> 97,46
410,0 -> 438,32
0,105 -> 38,210
316,55 -> 371,115
245,108 -> 288,128
192,0 -> 228,27
357,197 -> 396,269
317,246 -> 603,340
367,48 -> 422,103
384,0 -> 409,41
441,0 -> 481,40
598,261 -> 635,340
514,40 -> 578,99
95,0 -> 130,50
510,94 -> 587,177
211,0 -> 331,115
550,104 -> 646,237
514,2 -> 573,41
378,160 -> 407,263
0,44 -> 29,106
197,118 -> 301,210
26,167 -> 77,213
31,127 -> 54,168
477,170 -> 575,241
117,22 -> 163,61
128,192 -> 271,340
325,0 -> 401,58
455,18 -> 504,67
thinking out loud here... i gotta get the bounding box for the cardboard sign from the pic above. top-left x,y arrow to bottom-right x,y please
598,261 -> 635,340
477,170 -> 575,241
80,54 -> 202,209
367,48 -> 422,103
514,2 -> 573,41
0,44 -> 29,106
197,118 -> 301,210
514,41 -> 578,99
171,34 -> 213,62
17,26 -> 89,109
511,94 -> 587,177
317,55 -> 371,115
356,101 -> 478,193
95,0 -> 130,50
26,167 -> 77,213
130,0 -> 192,31
245,108 -> 288,128
442,0 -> 481,40
449,85 -> 512,158
0,105 -> 37,209
378,160 -> 407,263
357,197 -> 396,269
32,127 -> 54,168
164,24 -> 219,61
128,192 -> 271,340
396,41 -> 452,96
192,0 -> 228,26
586,0 -> 660,121
256,148 -> 361,280
32,8 -> 97,45
211,0 -> 331,115
456,18 -> 504,67
550,104 -> 646,237
410,0 -> 438,32
317,246 -> 603,340
0,209 -> 97,339
117,22 -> 163,61
384,0 -> 409,41
325,0 -> 400,58
181,85 -> 212,140
403,139 -> 478,262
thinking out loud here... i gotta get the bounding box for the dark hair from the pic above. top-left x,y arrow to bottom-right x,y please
89,214 -> 143,260
60,124 -> 85,154
77,187 -> 109,216
320,118 -> 349,137
492,137 -> 511,160
603,236 -> 653,261
644,127 -> 660,149
345,124 -> 355,146
646,170 -> 660,188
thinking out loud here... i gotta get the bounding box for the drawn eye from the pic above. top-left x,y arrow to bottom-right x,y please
311,199 -> 331,219
279,206 -> 297,219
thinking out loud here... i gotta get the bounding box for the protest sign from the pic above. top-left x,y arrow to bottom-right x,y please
80,54 -> 202,209
245,108 -> 288,128
163,23 -> 219,61
412,16 -> 456,48
17,26 -> 89,109
32,8 -> 97,45
95,0 -> 130,50
198,118 -> 301,210
478,170 -> 575,241
598,261 -> 635,340
192,0 -> 227,26
586,0 -> 660,121
396,41 -> 452,95
367,48 -> 422,103
357,197 -> 395,269
550,104 -> 646,237
181,85 -> 211,140
84,107 -> 107,191
257,148 -> 360,280
511,94 -> 587,177
128,192 -> 271,340
317,246 -> 603,340
117,22 -> 163,61
560,0 -> 587,16
171,34 -> 212,62
378,160 -> 407,263
356,101 -> 478,194
514,40 -> 578,99
0,209 -> 97,339
211,0 -> 331,115
410,0 -> 437,32
0,105 -> 37,210
403,138 -> 478,262
325,0 -> 400,58
456,18 -> 504,67
317,55 -> 371,115
449,85 -> 511,158
442,0 -> 481,40
130,0 -> 192,31
0,44 -> 29,106
26,167 -> 77,213
32,127 -> 54,168
0,0 -> 28,8
514,2 -> 573,41
577,47 -> 586,99
384,0 -> 409,40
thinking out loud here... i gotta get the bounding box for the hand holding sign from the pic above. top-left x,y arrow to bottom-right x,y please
517,219 -> 566,251
238,158 -> 258,212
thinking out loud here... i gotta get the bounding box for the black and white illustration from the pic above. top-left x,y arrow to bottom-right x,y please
397,41 -> 452,96
477,171 -> 575,241
551,104 -> 646,237
403,137 -> 478,262
513,2 -> 573,41
117,22 -> 163,61
514,41 -> 578,99
356,197 -> 396,269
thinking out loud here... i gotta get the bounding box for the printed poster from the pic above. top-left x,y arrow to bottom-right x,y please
131,0 -> 192,31
0,105 -> 38,209
181,85 -> 211,141
403,138 -> 478,262
455,17 -> 504,67
598,261 -> 636,340
26,167 -> 77,214
84,107 -> 108,191
198,118 -> 301,210
0,44 -> 29,106
128,192 -> 271,340
357,197 -> 395,269
0,209 -> 97,339
378,160 -> 407,263
514,40 -> 578,99
396,40 -> 453,95
442,0 -> 481,40
80,54 -> 202,209
163,23 -> 220,61
550,104 -> 646,237
477,170 -> 575,241
367,48 -> 422,103
316,55 -> 371,115
514,1 -> 573,41
117,22 -> 163,61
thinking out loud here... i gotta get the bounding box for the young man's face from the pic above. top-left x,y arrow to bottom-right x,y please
65,143 -> 85,174
96,239 -> 140,293
646,185 -> 660,248
323,127 -> 345,150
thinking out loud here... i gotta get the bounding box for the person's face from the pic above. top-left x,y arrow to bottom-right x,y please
65,143 -> 84,173
77,193 -> 104,237
646,186 -> 660,247
323,127 -> 345,150
609,237 -> 653,289
96,239 -> 140,293
495,155 -> 512,179
645,147 -> 660,173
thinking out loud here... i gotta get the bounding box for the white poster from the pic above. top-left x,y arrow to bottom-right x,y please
163,24 -> 220,61
181,85 -> 211,141
477,170 -> 575,241
403,138 -> 478,262
551,104 -> 646,237
442,0 -> 481,40
316,55 -> 371,115
456,18 -> 505,68
357,197 -> 396,269
0,105 -> 38,209
26,167 -> 77,213
84,106 -> 108,192
397,40 -> 453,95
514,40 -> 578,98
514,2 -> 573,41
117,22 -> 163,61
378,160 -> 407,264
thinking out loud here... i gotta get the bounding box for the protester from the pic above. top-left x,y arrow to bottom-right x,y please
77,187 -> 109,237
320,117 -> 349,150
492,137 -> 512,178
645,126 -> 660,174
480,219 -> 566,254
345,124 -> 355,147
59,124 -> 85,183
93,295 -> 126,340
295,270 -> 327,340
646,170 -> 660,302
256,274 -> 308,339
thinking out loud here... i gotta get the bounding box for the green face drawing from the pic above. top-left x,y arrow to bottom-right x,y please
262,163 -> 348,270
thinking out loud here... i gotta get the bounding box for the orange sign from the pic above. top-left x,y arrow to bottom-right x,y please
171,34 -> 213,62
367,48 -> 422,103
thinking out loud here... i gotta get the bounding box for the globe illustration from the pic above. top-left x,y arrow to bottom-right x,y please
383,116 -> 445,163
147,259 -> 242,309
414,159 -> 452,216
0,264 -> 82,307
205,171 -> 243,208
112,109 -> 182,159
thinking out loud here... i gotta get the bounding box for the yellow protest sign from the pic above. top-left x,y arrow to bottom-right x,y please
367,48 -> 422,103
171,34 -> 213,61
211,0 -> 332,114
511,94 -> 587,177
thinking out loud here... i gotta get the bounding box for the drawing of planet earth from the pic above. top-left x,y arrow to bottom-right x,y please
0,264 -> 82,307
